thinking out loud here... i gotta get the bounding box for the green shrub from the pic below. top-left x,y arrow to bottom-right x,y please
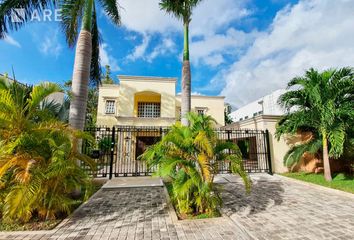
0,78 -> 95,223
141,112 -> 251,216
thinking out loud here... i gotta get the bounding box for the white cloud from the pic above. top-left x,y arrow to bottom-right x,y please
119,0 -> 252,64
100,43 -> 120,71
119,0 -> 179,34
219,0 -> 354,108
147,38 -> 176,62
190,28 -> 260,67
3,35 -> 21,48
126,34 -> 151,61
39,30 -> 62,57
190,0 -> 251,37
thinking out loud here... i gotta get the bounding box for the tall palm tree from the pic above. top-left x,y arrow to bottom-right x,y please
160,0 -> 202,126
141,112 -> 250,215
276,68 -> 354,181
0,0 -> 121,130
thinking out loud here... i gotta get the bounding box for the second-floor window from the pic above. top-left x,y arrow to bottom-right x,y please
195,107 -> 207,116
197,109 -> 205,115
138,102 -> 161,118
105,100 -> 116,114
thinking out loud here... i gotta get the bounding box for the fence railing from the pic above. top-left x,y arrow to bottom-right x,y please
82,126 -> 272,178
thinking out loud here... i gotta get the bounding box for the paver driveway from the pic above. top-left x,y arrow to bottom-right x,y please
220,174 -> 354,240
0,174 -> 353,240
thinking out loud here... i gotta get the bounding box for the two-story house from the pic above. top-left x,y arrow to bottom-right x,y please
96,75 -> 225,127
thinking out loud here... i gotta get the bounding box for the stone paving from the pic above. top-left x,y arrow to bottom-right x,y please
220,174 -> 354,240
0,174 -> 353,240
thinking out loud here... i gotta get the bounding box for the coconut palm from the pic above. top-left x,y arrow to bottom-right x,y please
0,0 -> 121,130
0,77 -> 95,222
276,68 -> 354,181
160,0 -> 202,126
141,112 -> 250,215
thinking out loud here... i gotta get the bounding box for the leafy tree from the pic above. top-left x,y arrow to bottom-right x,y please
160,0 -> 203,126
0,0 -> 121,131
276,68 -> 354,181
101,65 -> 115,84
0,77 -> 95,222
141,112 -> 250,216
224,103 -> 233,125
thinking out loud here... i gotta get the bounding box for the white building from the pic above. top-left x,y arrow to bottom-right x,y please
230,89 -> 287,122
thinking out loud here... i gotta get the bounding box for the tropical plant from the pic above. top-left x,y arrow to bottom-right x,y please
160,0 -> 202,126
0,0 -> 121,130
0,77 -> 95,222
276,68 -> 354,181
141,112 -> 251,216
101,65 -> 115,84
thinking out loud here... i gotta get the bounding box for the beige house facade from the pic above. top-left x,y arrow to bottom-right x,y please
97,75 -> 225,128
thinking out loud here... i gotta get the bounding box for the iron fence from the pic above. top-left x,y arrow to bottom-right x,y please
82,126 -> 272,178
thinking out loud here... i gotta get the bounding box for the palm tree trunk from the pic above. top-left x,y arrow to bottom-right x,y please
322,131 -> 332,181
68,0 -> 93,131
181,22 -> 191,126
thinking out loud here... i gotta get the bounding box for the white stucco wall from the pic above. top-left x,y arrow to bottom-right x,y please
230,89 -> 287,122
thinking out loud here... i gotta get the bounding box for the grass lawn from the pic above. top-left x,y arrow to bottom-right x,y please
164,182 -> 221,220
281,172 -> 354,194
0,181 -> 103,231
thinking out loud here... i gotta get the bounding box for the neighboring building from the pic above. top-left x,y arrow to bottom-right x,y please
230,89 -> 287,122
96,75 -> 225,128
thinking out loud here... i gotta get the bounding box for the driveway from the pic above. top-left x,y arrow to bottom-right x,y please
0,174 -> 353,240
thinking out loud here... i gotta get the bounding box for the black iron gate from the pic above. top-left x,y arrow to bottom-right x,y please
82,126 -> 272,178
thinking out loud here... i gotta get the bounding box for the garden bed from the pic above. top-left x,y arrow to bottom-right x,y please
164,182 -> 221,220
0,181 -> 103,231
281,172 -> 354,194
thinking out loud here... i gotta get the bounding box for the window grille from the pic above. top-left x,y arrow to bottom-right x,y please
197,109 -> 205,115
105,100 -> 115,114
138,102 -> 161,118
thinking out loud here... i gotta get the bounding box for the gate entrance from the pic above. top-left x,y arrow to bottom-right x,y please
82,126 -> 272,178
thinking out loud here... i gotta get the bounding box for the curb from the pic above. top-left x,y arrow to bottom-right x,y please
274,174 -> 354,199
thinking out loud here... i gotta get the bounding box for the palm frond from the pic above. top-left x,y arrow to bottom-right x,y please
59,0 -> 85,47
28,82 -> 62,113
89,4 -> 101,87
98,0 -> 121,25
0,0 -> 55,38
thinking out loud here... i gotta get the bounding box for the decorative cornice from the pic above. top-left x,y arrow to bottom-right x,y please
118,75 -> 177,83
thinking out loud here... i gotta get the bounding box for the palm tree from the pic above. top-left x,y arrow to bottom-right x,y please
160,0 -> 202,126
0,77 -> 95,222
276,68 -> 354,181
141,112 -> 250,215
0,0 -> 121,130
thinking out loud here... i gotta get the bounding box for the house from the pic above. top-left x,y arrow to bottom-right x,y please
96,75 -> 225,128
229,89 -> 287,122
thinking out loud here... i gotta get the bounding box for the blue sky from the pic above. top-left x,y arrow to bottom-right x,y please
1,0 -> 354,108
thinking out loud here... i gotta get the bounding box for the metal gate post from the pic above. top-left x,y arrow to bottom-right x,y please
109,127 -> 115,179
227,130 -> 232,173
265,129 -> 273,175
